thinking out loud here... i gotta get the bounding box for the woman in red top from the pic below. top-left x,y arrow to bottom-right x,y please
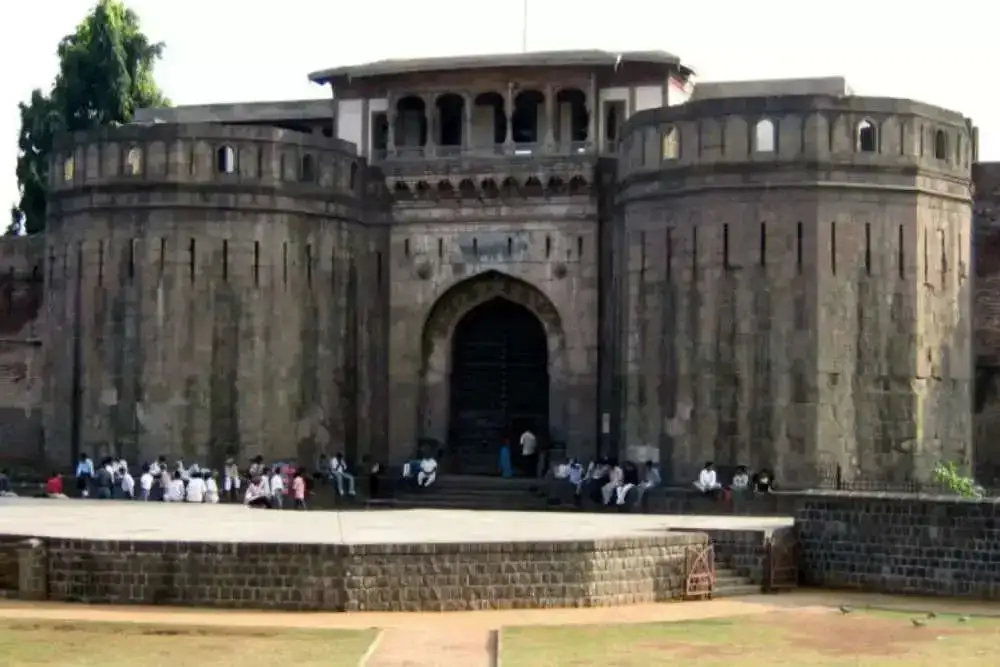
45,473 -> 67,498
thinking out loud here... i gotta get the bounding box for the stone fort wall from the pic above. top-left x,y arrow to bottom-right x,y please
616,96 -> 974,485
42,123 -> 390,470
0,235 -> 44,468
973,162 -> 1000,483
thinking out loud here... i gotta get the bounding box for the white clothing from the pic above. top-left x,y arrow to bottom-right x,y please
149,461 -> 161,477
139,472 -> 153,492
165,479 -> 185,502
330,457 -> 346,473
417,458 -> 438,487
732,473 -> 749,490
244,481 -> 267,505
270,474 -> 284,496
223,474 -> 241,492
205,478 -> 220,503
519,431 -> 537,456
695,468 -> 721,492
259,476 -> 271,497
601,466 -> 624,504
567,463 -> 584,486
616,483 -> 635,505
185,477 -> 206,502
121,472 -> 135,497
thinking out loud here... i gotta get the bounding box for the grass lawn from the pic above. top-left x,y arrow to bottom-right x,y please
501,610 -> 1000,667
0,619 -> 377,667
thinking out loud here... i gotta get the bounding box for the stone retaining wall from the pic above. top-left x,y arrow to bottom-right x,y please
1,532 -> 708,612
794,491 -> 1000,599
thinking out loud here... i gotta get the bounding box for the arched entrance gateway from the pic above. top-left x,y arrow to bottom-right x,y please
419,271 -> 566,475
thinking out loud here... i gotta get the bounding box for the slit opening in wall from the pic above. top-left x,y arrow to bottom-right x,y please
898,225 -> 905,279
188,238 -> 196,282
864,223 -> 871,275
97,242 -> 104,286
692,227 -> 698,273
282,242 -> 288,286
253,241 -> 260,287
923,228 -> 928,283
545,235 -> 552,259
472,238 -> 478,257
127,239 -> 136,280
437,238 -> 444,259
507,237 -> 513,257
722,224 -> 730,271
404,238 -> 410,258
830,222 -> 837,275
159,238 -> 166,277
306,244 -> 313,287
759,222 -> 766,267
640,232 -> 646,273
666,228 -> 673,279
796,222 -> 803,274
577,236 -> 584,259
376,251 -> 383,287
331,247 -> 336,287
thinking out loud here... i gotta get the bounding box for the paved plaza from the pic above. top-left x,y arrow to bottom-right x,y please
0,497 -> 793,544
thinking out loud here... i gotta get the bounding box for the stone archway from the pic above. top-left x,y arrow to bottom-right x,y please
419,271 -> 567,473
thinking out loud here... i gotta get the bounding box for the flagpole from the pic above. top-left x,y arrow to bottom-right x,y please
521,0 -> 528,52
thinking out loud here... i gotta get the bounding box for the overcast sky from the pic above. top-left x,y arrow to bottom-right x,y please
2,0 -> 996,215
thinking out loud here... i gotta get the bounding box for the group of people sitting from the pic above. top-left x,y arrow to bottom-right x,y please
694,461 -> 774,497
553,458 -> 663,508
65,452 -> 310,509
400,452 -> 439,488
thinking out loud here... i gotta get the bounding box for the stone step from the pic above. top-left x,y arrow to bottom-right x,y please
712,583 -> 761,598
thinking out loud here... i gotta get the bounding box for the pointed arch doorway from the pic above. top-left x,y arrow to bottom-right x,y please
448,297 -> 549,473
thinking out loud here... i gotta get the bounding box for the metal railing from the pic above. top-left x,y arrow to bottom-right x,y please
815,462 -> 998,497
371,141 -> 597,162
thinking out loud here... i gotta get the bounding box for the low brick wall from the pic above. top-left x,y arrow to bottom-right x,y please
0,535 -> 20,597
0,532 -> 708,612
795,491 -> 1000,599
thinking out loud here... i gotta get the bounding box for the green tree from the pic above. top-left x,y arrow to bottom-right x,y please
12,0 -> 169,235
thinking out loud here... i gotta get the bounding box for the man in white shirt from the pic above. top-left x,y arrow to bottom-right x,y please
330,454 -> 355,496
185,471 -> 207,503
519,429 -> 537,478
269,468 -> 285,509
694,461 -> 722,494
164,471 -> 185,502
120,465 -> 135,500
417,455 -> 438,487
139,465 -> 153,501
601,460 -> 624,505
205,472 -> 220,503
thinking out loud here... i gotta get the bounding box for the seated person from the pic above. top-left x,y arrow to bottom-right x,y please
630,460 -> 662,506
581,458 -> 610,502
417,456 -> 438,488
330,453 -> 356,496
0,469 -> 16,497
45,472 -> 67,499
752,468 -> 774,494
694,461 -> 722,494
243,473 -> 272,509
614,461 -> 640,505
601,459 -> 624,505
164,470 -> 186,502
732,465 -> 750,492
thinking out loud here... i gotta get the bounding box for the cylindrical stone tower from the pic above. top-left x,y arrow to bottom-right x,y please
616,95 -> 974,485
44,123 -> 389,469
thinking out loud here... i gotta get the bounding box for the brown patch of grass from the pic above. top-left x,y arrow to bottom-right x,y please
501,610 -> 1000,667
0,619 -> 377,667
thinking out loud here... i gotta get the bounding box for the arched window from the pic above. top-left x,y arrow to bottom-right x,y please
216,146 -> 236,174
857,119 -> 878,153
661,126 -> 679,160
934,130 -> 947,161
62,156 -> 74,182
125,147 -> 142,175
300,154 -> 315,182
754,119 -> 776,153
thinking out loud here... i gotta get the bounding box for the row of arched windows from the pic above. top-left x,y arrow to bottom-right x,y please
653,118 -> 965,163
60,144 -> 360,190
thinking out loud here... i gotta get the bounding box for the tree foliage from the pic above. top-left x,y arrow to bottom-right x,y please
10,0 -> 168,235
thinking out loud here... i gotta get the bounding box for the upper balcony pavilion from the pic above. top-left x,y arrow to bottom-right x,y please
308,50 -> 694,162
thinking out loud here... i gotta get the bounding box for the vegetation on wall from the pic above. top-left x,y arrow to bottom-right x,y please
932,461 -> 984,498
8,0 -> 169,236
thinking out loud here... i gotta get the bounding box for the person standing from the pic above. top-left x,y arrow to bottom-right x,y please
75,453 -> 94,497
519,429 -> 537,478
292,470 -> 307,510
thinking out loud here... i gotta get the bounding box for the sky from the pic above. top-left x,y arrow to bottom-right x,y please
1,0 -> 997,216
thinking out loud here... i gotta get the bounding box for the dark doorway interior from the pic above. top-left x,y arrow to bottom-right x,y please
448,297 -> 549,474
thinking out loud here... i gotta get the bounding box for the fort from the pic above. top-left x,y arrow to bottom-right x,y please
0,48 -> 995,488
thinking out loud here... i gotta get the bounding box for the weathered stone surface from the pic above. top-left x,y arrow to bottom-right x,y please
6,532 -> 704,612
618,97 -> 974,485
794,491 -> 1000,599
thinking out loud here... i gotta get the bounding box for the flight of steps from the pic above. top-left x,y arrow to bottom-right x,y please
713,558 -> 760,598
383,475 -> 568,511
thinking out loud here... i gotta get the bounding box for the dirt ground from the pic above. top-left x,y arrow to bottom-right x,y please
1,592 -> 998,667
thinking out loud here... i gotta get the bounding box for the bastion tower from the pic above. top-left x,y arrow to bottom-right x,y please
36,50 -> 976,485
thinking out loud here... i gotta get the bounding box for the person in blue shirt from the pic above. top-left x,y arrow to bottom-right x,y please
74,453 -> 95,497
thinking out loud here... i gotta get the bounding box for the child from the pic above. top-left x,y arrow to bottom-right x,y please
292,469 -> 307,510
205,471 -> 220,504
269,467 -> 285,509
45,472 -> 66,499
139,464 -> 153,501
